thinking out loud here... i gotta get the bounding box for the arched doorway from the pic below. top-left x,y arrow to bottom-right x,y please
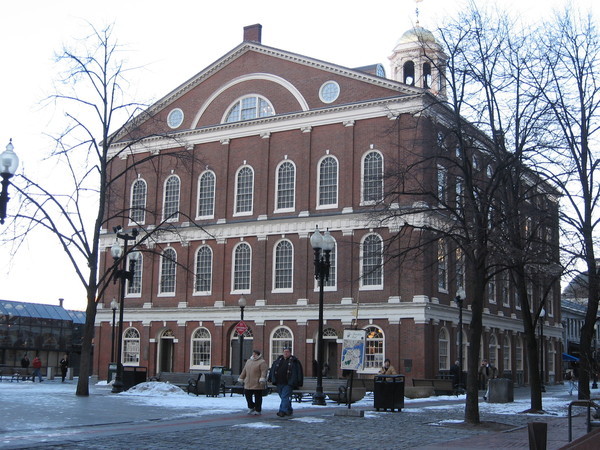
230,327 -> 253,374
314,327 -> 339,377
158,329 -> 175,373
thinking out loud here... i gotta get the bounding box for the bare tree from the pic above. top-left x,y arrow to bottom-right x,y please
534,8 -> 600,400
4,24 -> 198,396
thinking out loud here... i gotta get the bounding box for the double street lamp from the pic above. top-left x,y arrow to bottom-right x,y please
110,298 -> 118,362
454,288 -> 466,392
110,226 -> 140,393
310,226 -> 335,406
0,140 -> 20,225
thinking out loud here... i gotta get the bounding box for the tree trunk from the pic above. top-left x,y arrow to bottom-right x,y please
76,289 -> 98,396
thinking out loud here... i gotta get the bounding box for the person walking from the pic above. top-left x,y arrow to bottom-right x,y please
59,354 -> 69,382
478,359 -> 497,401
268,347 -> 303,417
238,349 -> 268,415
450,360 -> 461,389
20,353 -> 30,381
31,355 -> 43,382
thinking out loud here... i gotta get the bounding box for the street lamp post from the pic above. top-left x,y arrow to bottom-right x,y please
540,308 -> 546,393
455,288 -> 466,392
310,226 -> 335,406
592,321 -> 598,389
238,296 -> 247,374
110,298 -> 118,363
0,139 -> 20,225
110,226 -> 139,394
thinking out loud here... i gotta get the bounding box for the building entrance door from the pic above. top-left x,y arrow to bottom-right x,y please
158,330 -> 174,373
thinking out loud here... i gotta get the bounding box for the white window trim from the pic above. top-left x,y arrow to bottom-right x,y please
158,247 -> 177,296
221,94 -> 275,123
125,253 -> 143,298
316,155 -> 339,210
359,233 -> 384,291
272,239 -> 294,293
162,174 -> 181,223
231,242 -> 252,294
193,245 -> 213,296
274,160 -> 296,214
190,327 -> 211,370
360,150 -> 384,206
233,165 -> 254,217
196,170 -> 216,220
128,178 -> 147,226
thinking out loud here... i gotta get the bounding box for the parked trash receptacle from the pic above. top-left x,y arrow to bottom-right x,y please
107,363 -> 118,383
374,374 -> 405,412
122,366 -> 147,391
488,378 -> 513,403
204,372 -> 222,397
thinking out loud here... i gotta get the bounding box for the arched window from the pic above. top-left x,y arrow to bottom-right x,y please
503,336 -> 511,372
323,238 -> 337,289
361,234 -> 383,288
126,252 -> 142,296
488,334 -> 498,368
270,327 -> 293,365
275,161 -> 296,211
197,171 -> 215,218
362,151 -> 383,203
439,328 -> 450,370
130,179 -> 147,224
423,62 -> 432,88
194,246 -> 212,294
233,243 -> 251,292
163,175 -> 180,221
191,327 -> 211,369
318,156 -> 338,208
235,166 -> 254,215
224,95 -> 274,123
438,239 -> 448,292
273,240 -> 293,291
159,248 -> 177,295
516,336 -> 524,371
123,327 -> 140,365
364,326 -> 384,370
403,60 -> 415,85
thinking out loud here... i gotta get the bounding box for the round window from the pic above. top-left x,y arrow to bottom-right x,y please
167,108 -> 184,129
319,81 -> 340,103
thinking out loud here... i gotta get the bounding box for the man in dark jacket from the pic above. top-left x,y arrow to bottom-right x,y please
268,347 -> 303,417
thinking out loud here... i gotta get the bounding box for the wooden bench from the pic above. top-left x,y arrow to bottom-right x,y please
412,378 -> 455,395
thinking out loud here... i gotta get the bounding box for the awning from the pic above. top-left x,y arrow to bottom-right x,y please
562,353 -> 579,362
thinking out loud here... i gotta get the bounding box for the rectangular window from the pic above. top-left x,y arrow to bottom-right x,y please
318,157 -> 338,207
437,165 -> 447,205
438,240 -> 447,292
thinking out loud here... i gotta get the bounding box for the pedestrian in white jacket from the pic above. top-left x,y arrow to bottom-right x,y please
238,350 -> 269,415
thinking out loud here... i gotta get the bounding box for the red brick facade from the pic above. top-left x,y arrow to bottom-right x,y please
94,25 -> 562,385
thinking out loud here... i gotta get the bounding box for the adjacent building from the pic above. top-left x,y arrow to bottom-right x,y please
93,24 -> 562,385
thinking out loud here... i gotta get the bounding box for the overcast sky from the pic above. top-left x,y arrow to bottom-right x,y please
0,0 -> 594,310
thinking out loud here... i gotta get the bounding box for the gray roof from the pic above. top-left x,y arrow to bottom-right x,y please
0,299 -> 86,324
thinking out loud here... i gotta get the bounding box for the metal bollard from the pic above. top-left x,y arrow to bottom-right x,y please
527,422 -> 547,450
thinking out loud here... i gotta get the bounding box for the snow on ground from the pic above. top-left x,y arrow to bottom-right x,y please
0,379 -> 580,422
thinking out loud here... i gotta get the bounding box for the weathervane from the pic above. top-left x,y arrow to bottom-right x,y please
415,0 -> 423,26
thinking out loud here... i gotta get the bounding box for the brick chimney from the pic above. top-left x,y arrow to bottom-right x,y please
59,298 -> 64,308
243,24 -> 262,44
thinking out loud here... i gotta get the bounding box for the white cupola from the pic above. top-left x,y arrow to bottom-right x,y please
389,24 -> 447,99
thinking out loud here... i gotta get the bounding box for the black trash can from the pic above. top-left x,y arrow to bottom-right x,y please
204,372 -> 222,397
374,374 -> 405,412
122,366 -> 147,391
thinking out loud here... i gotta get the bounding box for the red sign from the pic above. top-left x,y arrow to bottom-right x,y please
235,320 -> 248,335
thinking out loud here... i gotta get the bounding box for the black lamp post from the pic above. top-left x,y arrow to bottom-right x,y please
455,288 -> 466,391
310,226 -> 335,406
540,308 -> 546,393
238,296 -> 247,374
110,226 -> 139,394
592,321 -> 598,389
0,139 -> 20,225
110,298 -> 118,362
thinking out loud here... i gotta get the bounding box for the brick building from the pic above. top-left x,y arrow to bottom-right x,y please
94,24 -> 562,384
